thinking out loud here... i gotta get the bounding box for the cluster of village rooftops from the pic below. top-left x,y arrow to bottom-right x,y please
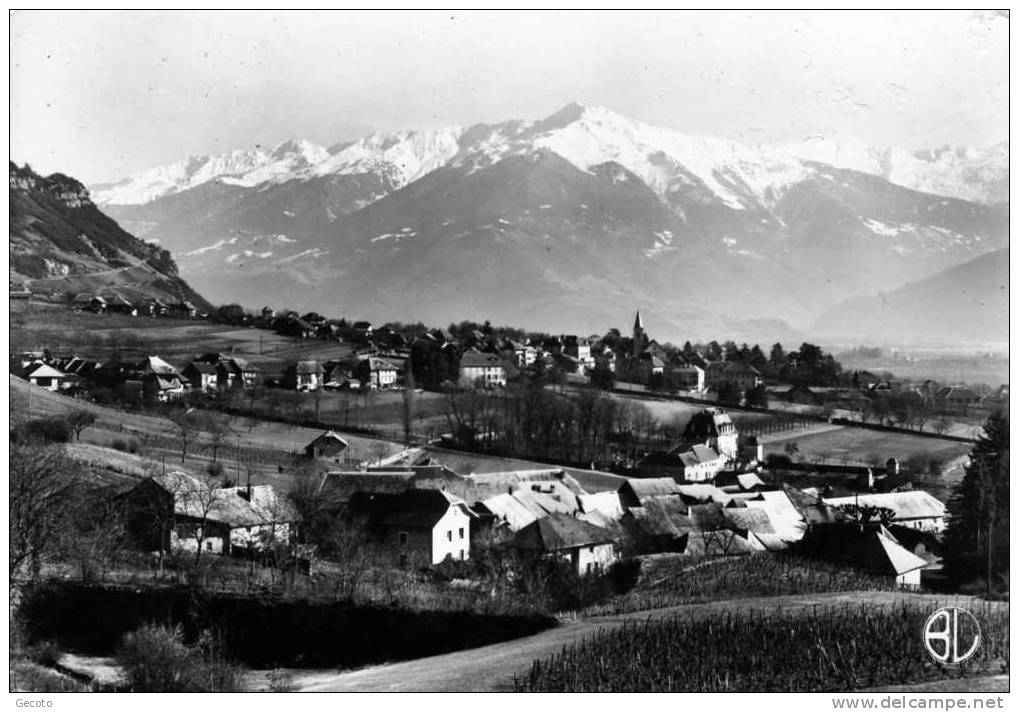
37,300 -> 1004,416
109,418 -> 947,587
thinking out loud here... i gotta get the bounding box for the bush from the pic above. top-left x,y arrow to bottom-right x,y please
206,461 -> 224,478
111,438 -> 140,454
116,623 -> 242,692
21,418 -> 72,444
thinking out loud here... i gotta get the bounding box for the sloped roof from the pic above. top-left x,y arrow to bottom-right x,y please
799,523 -> 927,577
378,489 -> 474,529
625,496 -> 698,538
478,493 -> 538,532
514,513 -> 615,551
144,355 -> 180,375
687,502 -> 727,530
185,361 -> 217,375
318,471 -> 414,503
307,430 -> 349,450
823,491 -> 946,522
744,489 -> 808,539
721,507 -> 775,534
25,363 -> 66,379
291,360 -> 323,374
681,530 -> 757,556
467,469 -> 586,501
676,483 -> 732,506
578,491 -> 624,520
511,489 -> 576,517
619,477 -> 682,504
459,349 -> 504,368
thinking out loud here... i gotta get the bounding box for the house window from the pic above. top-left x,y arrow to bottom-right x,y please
398,532 -> 408,546
206,541 -> 213,551
585,562 -> 593,575
459,527 -> 465,539
459,550 -> 465,560
447,531 -> 453,542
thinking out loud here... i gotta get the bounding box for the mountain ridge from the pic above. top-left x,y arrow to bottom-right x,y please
9,162 -> 211,309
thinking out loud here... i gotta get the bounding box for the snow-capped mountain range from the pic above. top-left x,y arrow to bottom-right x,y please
94,103 -> 1008,208
91,104 -> 1008,342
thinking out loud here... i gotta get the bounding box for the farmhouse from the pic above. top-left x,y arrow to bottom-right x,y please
216,357 -> 260,388
797,522 -> 928,587
706,361 -> 761,391
71,293 -> 106,312
183,361 -> 219,392
356,355 -> 400,390
458,349 -> 506,389
24,362 -> 67,391
359,489 -> 476,565
119,473 -> 300,556
305,430 -> 350,462
104,294 -> 137,316
513,513 -> 617,576
284,360 -> 324,391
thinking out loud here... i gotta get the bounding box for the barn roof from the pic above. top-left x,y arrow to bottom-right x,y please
514,513 -> 615,552
319,471 -> 414,502
578,491 -> 624,520
378,489 -> 474,529
676,483 -> 732,506
824,491 -> 946,521
477,493 -> 538,532
721,507 -> 775,534
619,477 -> 682,503
799,523 -> 928,576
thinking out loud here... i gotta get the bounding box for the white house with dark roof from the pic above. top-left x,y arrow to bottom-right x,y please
458,349 -> 506,388
513,513 -> 617,575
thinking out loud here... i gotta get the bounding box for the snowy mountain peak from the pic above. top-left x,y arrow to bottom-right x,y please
91,105 -> 1008,207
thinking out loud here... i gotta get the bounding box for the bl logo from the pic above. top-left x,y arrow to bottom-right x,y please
923,606 -> 981,664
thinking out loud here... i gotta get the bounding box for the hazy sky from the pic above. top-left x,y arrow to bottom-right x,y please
10,10 -> 1009,184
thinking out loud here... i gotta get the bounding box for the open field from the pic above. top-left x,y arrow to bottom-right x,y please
10,302 -> 360,374
837,349 -> 1008,389
10,376 -> 408,492
11,376 -> 626,494
765,424 -> 972,468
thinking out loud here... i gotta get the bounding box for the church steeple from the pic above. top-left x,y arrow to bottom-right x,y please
632,308 -> 646,357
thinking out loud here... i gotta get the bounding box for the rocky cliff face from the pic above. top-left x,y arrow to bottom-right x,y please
9,161 -> 209,308
10,163 -> 94,208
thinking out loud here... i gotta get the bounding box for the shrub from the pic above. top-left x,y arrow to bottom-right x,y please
116,623 -> 242,692
21,418 -> 72,444
206,461 -> 224,478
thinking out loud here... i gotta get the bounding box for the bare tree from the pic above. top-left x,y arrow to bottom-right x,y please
68,409 -> 98,441
10,445 -> 82,582
401,369 -> 417,445
168,409 -> 202,464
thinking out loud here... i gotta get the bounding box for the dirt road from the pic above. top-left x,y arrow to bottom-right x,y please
251,591 -> 993,692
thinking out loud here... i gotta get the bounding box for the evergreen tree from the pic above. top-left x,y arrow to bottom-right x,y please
769,343 -> 786,369
942,412 -> 1009,590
